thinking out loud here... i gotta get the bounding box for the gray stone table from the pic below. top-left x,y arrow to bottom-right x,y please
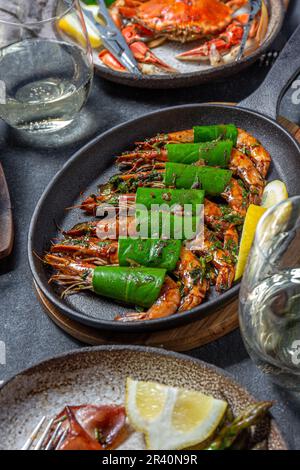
1,0 -> 300,450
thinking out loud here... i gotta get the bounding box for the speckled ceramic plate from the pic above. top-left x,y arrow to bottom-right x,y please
0,346 -> 287,450
92,0 -> 284,89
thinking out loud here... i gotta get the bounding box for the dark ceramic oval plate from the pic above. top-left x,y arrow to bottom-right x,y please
28,102 -> 300,332
0,345 -> 287,450
93,0 -> 284,89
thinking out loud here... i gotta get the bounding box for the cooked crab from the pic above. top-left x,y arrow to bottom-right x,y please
116,0 -> 237,42
99,0 -> 268,73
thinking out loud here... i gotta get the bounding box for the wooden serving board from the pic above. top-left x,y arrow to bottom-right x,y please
34,114 -> 300,351
35,282 -> 238,350
0,163 -> 13,260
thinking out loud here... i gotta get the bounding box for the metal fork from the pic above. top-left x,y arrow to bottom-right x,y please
21,416 -> 68,450
236,0 -> 262,61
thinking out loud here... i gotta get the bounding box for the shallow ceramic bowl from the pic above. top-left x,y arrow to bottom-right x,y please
0,346 -> 287,450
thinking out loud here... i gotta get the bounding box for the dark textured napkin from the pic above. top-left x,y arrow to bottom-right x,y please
0,1 -> 25,22
0,0 -> 58,45
0,0 -> 53,23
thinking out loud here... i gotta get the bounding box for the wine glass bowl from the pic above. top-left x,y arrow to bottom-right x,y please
239,196 -> 300,391
0,0 -> 93,133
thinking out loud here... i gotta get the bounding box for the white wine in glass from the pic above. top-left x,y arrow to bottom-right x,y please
0,0 -> 93,133
239,197 -> 300,391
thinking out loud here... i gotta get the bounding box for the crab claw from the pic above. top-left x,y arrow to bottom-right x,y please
176,21 -> 243,62
99,50 -> 126,72
123,24 -> 177,73
130,40 -> 176,72
99,45 -> 175,74
99,24 -> 176,73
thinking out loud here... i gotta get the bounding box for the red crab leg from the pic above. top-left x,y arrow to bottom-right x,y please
99,50 -> 127,72
176,20 -> 244,61
99,24 -> 176,73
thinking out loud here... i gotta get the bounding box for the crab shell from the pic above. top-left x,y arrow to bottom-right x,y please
118,0 -> 239,43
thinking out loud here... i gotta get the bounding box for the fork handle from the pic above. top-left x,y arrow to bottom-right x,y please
239,24 -> 300,119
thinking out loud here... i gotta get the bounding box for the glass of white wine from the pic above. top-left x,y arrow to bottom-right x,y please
0,0 -> 94,133
239,196 -> 300,391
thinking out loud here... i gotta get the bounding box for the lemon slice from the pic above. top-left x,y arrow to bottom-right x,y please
58,7 -> 102,49
125,378 -> 227,450
235,204 -> 266,281
261,180 -> 288,208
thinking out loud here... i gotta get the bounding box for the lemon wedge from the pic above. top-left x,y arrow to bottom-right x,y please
261,180 -> 288,208
235,204 -> 266,281
125,378 -> 227,450
58,7 -> 103,49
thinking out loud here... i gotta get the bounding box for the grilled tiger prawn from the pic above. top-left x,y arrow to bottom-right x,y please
198,227 -> 236,292
114,127 -> 268,206
50,237 -> 119,265
151,246 -> 208,313
75,197 -> 244,242
229,148 -> 265,204
115,276 -> 181,321
45,250 -> 205,321
79,176 -> 250,219
130,127 -> 271,178
236,128 -> 271,178
204,197 -> 244,234
175,247 -> 208,312
221,178 -> 248,216
43,122 -> 272,323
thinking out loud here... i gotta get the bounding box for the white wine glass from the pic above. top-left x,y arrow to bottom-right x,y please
239,196 -> 300,391
0,0 -> 93,133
